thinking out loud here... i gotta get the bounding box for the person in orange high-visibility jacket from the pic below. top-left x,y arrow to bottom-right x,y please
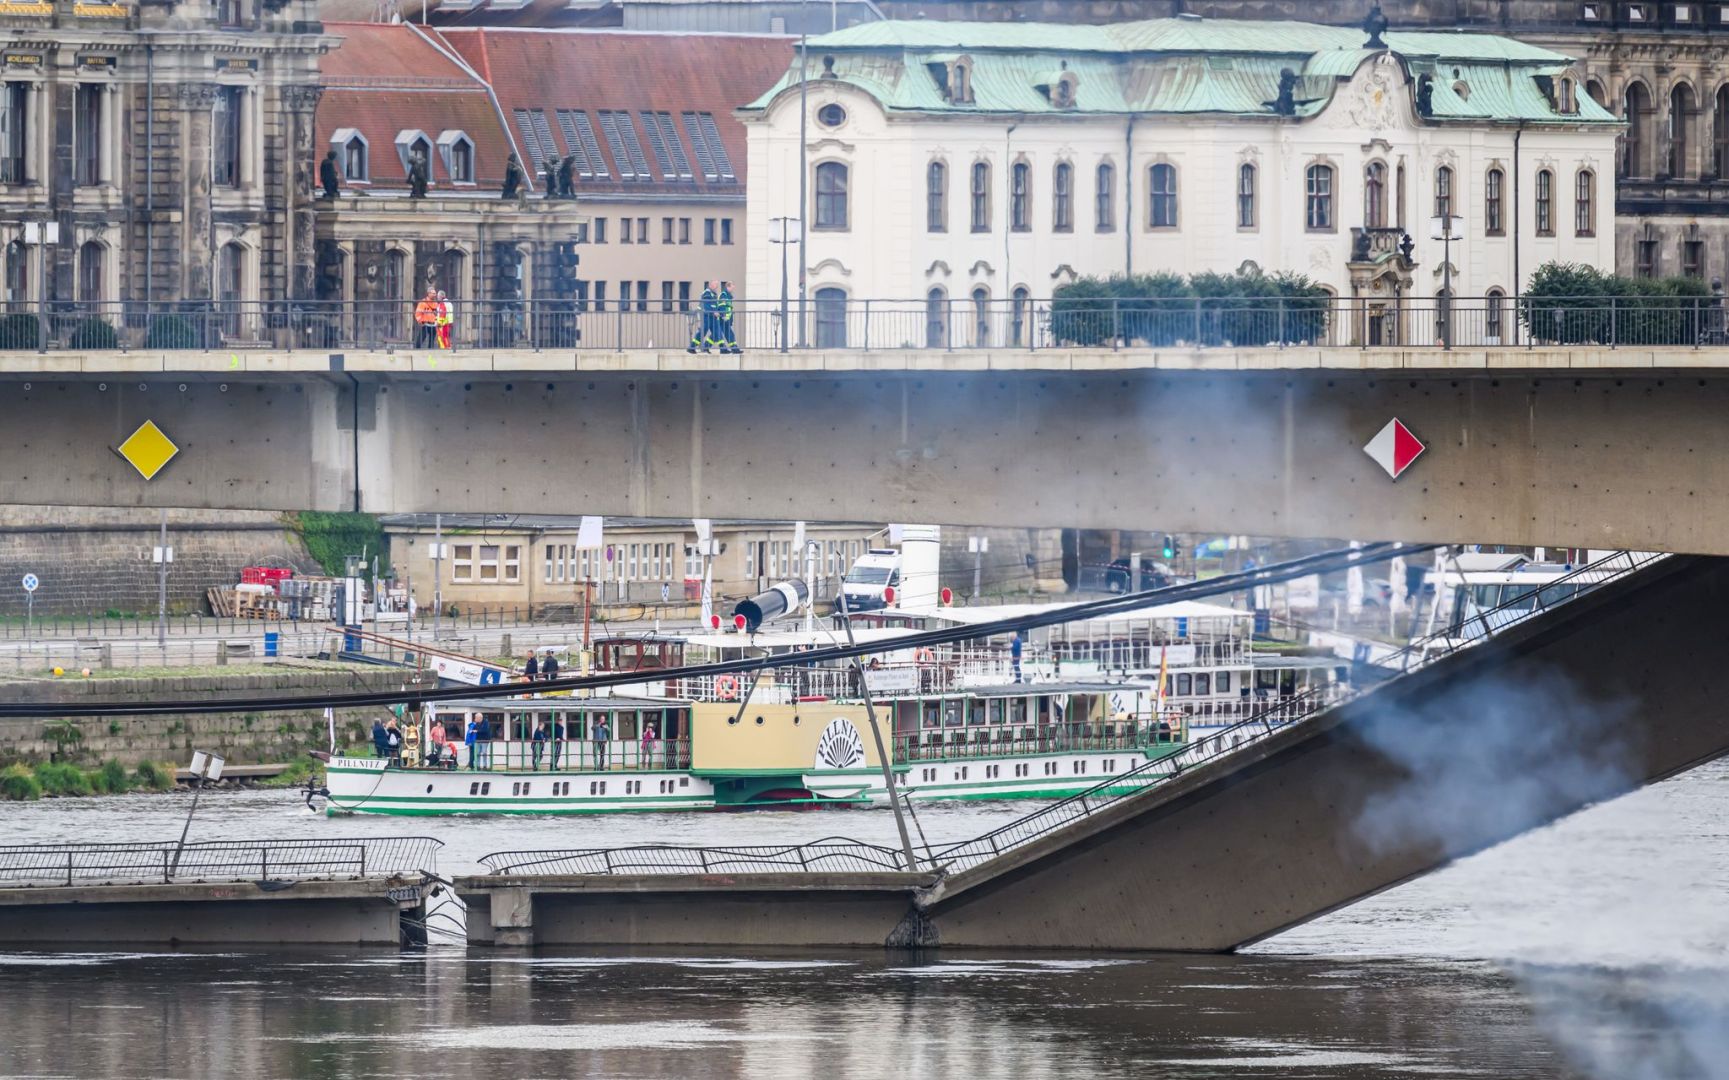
413,289 -> 440,349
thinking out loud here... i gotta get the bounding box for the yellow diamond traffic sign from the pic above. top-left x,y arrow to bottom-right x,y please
116,420 -> 179,481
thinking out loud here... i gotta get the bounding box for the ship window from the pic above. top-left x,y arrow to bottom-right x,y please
511,782 -> 520,795
1217,671 -> 1231,694
1195,673 -> 1211,696
680,777 -> 689,787
589,781 -> 597,794
481,782 -> 491,795
522,783 -> 531,796
469,783 -> 479,795
426,785 -> 434,794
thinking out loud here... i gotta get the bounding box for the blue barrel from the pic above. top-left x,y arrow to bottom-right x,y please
264,631 -> 279,657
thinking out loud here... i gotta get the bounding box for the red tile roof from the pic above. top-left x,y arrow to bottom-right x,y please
435,28 -> 794,196
317,23 -> 517,190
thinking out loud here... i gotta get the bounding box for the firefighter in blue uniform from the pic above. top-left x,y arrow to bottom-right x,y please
717,280 -> 740,354
688,281 -> 721,353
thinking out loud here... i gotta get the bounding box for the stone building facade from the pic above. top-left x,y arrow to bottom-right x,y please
882,0 -> 1729,281
0,0 -> 330,330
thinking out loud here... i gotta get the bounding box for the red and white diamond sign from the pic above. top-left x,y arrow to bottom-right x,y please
1364,418 -> 1425,479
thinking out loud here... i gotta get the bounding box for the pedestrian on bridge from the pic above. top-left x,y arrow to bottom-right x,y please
687,281 -> 721,353
717,281 -> 740,354
414,289 -> 440,349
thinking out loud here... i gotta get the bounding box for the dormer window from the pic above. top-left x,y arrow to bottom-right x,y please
1053,71 -> 1078,109
437,129 -> 475,184
332,128 -> 369,182
1559,77 -> 1578,114
928,55 -> 975,105
395,129 -> 433,183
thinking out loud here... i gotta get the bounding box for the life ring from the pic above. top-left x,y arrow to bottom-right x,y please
914,647 -> 936,666
715,674 -> 739,700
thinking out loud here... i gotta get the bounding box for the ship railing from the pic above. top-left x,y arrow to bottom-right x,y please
893,727 -> 1182,762
0,836 -> 444,887
477,838 -> 911,877
926,549 -> 1665,873
413,737 -> 691,772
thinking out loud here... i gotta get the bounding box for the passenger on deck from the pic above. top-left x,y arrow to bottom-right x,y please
464,717 -> 479,770
1011,631 -> 1025,683
541,649 -> 560,682
550,717 -> 565,770
371,719 -> 389,759
531,719 -> 548,771
594,716 -> 611,769
385,720 -> 402,765
428,719 -> 451,768
477,715 -> 494,768
523,651 -> 539,681
640,721 -> 658,768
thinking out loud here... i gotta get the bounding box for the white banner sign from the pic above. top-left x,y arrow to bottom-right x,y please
863,667 -> 919,694
430,655 -> 506,686
576,515 -> 604,550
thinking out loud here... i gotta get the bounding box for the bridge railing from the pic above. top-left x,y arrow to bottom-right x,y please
925,549 -> 1666,873
474,550 -> 1661,879
477,837 -> 909,877
4,296 -> 1723,352
0,836 -> 444,887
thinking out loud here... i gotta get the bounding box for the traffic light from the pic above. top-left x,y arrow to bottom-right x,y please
1161,535 -> 1175,559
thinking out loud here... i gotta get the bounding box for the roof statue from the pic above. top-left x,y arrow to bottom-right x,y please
1363,3 -> 1390,50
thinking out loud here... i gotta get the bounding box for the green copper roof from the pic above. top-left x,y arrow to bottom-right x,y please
743,16 -> 1614,125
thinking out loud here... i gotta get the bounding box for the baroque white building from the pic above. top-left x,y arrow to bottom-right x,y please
741,17 -> 1622,346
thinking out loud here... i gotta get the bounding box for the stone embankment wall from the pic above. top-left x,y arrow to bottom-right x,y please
0,666 -> 411,766
0,506 -> 317,617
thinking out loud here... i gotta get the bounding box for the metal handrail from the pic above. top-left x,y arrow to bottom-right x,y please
0,836 -> 444,887
479,837 -> 909,876
473,550 -> 1661,878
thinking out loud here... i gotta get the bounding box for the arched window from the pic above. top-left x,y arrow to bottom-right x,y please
440,248 -> 466,302
1010,161 -> 1030,231
1625,82 -> 1654,178
925,287 -> 947,348
342,135 -> 368,182
383,248 -> 406,304
970,161 -> 991,232
1433,164 -> 1453,220
1715,85 -> 1729,177
1575,170 -> 1596,237
1364,162 -> 1386,228
972,286 -> 991,346
1670,83 -> 1696,178
1305,164 -> 1334,230
814,287 -> 848,348
1485,166 -> 1505,235
1237,163 -> 1256,228
1535,168 -> 1555,236
814,161 -> 848,229
77,241 -> 104,307
1011,286 -> 1030,346
1052,161 -> 1073,232
1586,79 -> 1608,108
1095,162 -> 1115,231
1148,163 -> 1177,228
926,161 -> 947,233
1485,288 -> 1506,343
1558,78 -> 1578,115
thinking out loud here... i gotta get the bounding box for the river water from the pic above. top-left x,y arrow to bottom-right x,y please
3,761 -> 1726,1080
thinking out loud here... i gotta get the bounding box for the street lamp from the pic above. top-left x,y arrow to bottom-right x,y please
1429,213 -> 1463,348
770,216 -> 801,353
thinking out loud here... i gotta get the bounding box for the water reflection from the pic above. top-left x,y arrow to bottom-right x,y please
3,948 -> 1575,1080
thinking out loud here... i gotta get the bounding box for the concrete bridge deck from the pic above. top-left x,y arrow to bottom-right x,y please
5,345 -> 1729,375
455,553 -> 1729,951
5,349 -> 1729,554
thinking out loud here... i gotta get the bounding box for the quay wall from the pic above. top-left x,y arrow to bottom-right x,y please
0,667 -> 405,766
0,506 -> 317,619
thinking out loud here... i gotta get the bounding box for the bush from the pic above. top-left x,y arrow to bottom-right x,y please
93,759 -> 130,794
0,313 -> 39,349
1520,262 -> 1716,345
293,511 -> 389,577
133,760 -> 176,791
1050,268 -> 1333,347
66,317 -> 118,350
145,314 -> 200,349
34,761 -> 93,797
0,764 -> 43,801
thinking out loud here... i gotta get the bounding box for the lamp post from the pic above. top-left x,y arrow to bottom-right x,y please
770,216 -> 800,353
1429,213 -> 1461,349
797,2 -> 809,348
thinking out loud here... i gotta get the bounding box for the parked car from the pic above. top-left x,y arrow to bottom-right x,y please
1078,558 -> 1175,595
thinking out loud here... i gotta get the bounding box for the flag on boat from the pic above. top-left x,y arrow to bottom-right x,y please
324,707 -> 336,753
1154,645 -> 1169,714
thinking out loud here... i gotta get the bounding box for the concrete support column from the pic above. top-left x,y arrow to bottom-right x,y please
489,887 -> 534,947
